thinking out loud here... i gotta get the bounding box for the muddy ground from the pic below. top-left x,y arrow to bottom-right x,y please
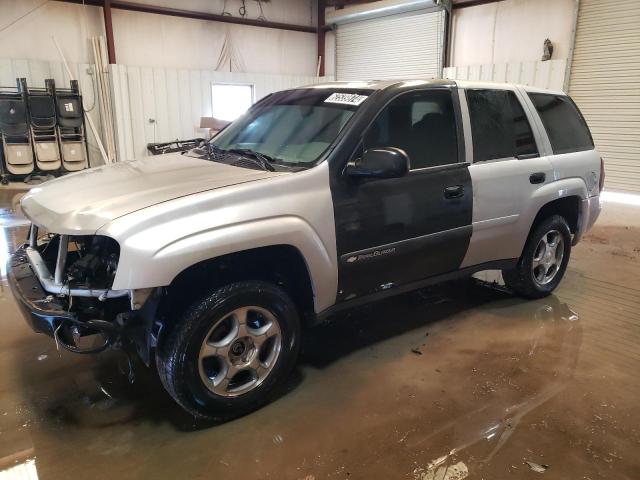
0,188 -> 638,479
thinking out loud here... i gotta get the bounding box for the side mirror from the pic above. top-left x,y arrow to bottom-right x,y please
346,147 -> 410,179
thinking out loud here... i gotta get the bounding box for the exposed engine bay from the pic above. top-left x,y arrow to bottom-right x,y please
11,229 -> 160,361
38,234 -> 120,289
27,233 -> 129,353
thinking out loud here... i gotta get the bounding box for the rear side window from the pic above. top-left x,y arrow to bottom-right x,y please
528,93 -> 594,154
466,89 -> 538,162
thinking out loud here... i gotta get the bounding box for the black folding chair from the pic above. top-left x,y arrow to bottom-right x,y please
54,80 -> 87,172
0,89 -> 34,182
24,78 -> 61,173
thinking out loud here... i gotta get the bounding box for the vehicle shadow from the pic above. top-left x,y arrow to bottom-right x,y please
300,277 -> 515,368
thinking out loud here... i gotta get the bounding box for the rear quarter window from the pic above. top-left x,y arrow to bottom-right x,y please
527,93 -> 594,154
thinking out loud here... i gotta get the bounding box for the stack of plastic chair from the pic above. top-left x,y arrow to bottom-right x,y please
23,78 -> 61,174
54,79 -> 87,172
0,87 -> 34,184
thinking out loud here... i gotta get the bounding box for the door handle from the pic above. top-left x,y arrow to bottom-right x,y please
529,172 -> 546,184
444,185 -> 464,199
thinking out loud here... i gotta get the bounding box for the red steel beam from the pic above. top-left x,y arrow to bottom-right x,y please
317,0 -> 326,76
452,0 -> 505,9
103,0 -> 116,64
54,0 -> 316,33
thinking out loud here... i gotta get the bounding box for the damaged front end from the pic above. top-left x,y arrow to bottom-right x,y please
8,225 -> 160,362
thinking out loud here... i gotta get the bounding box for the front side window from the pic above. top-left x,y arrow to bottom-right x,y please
466,89 -> 538,162
364,89 -> 459,170
528,93 -> 594,154
210,89 -> 370,166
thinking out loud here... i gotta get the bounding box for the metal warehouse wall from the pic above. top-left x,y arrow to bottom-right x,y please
446,0 -> 574,91
0,0 -> 319,76
568,0 -> 640,194
336,9 -> 445,81
449,0 -> 575,66
443,59 -> 567,91
110,65 -> 332,161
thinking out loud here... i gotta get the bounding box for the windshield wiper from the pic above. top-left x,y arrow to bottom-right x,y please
205,143 -> 227,156
226,148 -> 277,172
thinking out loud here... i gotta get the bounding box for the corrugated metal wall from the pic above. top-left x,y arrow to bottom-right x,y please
0,57 -> 104,166
568,0 -> 640,193
110,64 -> 333,160
336,10 -> 445,81
443,59 -> 567,91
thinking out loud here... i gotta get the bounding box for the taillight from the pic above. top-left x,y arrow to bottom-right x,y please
599,157 -> 605,192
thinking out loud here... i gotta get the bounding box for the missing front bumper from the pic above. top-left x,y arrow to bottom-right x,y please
8,246 -> 117,353
8,246 -> 75,336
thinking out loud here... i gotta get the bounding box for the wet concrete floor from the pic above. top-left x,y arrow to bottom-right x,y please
0,186 -> 639,479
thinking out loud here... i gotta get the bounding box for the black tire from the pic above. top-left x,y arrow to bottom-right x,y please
156,280 -> 301,421
502,215 -> 572,299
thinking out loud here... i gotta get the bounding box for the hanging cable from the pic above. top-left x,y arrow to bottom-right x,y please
221,0 -> 232,16
0,0 -> 49,34
256,0 -> 267,21
239,0 -> 247,18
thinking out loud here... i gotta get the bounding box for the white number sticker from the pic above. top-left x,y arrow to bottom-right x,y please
324,93 -> 368,106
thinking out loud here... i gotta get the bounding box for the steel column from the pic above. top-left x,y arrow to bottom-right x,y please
103,0 -> 116,64
317,0 -> 326,77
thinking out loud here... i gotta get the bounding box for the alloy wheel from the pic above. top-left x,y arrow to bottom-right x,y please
531,229 -> 564,286
198,306 -> 282,397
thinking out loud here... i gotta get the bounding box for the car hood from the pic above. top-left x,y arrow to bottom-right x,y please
21,154 -> 286,235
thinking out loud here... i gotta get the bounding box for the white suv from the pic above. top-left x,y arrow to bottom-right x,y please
9,79 -> 603,419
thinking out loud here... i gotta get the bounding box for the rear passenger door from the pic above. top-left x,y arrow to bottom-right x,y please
526,92 -> 601,198
459,87 -> 553,268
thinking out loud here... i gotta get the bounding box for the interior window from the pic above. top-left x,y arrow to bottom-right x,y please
363,89 -> 458,169
211,84 -> 254,121
528,93 -> 594,154
466,89 -> 538,162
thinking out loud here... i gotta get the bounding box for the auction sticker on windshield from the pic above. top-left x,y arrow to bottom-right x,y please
324,93 -> 368,106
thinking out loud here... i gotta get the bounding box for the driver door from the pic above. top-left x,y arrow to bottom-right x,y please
331,88 -> 473,302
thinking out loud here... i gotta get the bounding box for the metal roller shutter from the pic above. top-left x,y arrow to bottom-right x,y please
568,0 -> 640,193
336,9 -> 445,81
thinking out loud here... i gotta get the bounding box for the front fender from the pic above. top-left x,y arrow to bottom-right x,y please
110,216 -> 338,312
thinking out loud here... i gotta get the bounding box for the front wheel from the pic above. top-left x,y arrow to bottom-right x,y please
502,215 -> 572,299
156,281 -> 301,420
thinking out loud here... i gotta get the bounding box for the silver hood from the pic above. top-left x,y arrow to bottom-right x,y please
21,154 -> 285,235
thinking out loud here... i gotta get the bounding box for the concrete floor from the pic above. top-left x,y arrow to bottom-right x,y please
0,187 -> 639,480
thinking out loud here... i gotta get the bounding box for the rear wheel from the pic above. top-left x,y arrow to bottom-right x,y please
156,281 -> 301,420
502,215 -> 572,299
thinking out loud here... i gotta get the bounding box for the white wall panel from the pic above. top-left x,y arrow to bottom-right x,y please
443,59 -> 567,91
110,64 -> 334,160
450,0 -> 574,66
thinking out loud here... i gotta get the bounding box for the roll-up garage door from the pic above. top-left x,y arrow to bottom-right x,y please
336,9 -> 445,81
568,0 -> 640,193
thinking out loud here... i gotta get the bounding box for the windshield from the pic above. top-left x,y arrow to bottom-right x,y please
208,89 -> 372,166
